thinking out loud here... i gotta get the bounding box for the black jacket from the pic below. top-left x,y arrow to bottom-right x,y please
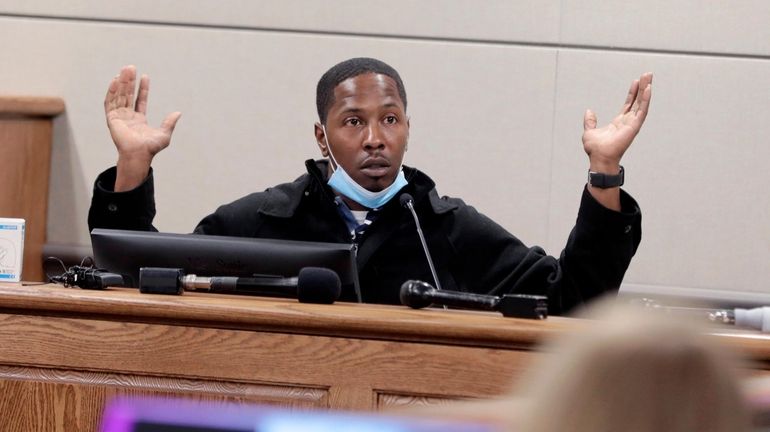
89,159 -> 641,314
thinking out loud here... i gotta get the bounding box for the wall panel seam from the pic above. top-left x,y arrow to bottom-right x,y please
545,49 -> 561,247
2,13 -> 769,61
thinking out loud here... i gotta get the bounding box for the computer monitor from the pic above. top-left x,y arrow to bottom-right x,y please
90,229 -> 360,301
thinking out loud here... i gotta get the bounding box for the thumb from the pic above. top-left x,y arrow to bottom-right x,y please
161,111 -> 182,134
583,109 -> 597,131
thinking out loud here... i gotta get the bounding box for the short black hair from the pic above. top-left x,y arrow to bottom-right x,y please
316,57 -> 407,124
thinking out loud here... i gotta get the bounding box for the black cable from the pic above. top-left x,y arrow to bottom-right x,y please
45,256 -> 124,289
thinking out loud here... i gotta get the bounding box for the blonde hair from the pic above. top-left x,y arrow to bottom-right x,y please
513,300 -> 751,432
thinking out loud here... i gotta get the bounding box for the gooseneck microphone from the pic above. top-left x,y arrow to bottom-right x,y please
632,299 -> 770,333
399,193 -> 443,291
139,267 -> 342,304
400,280 -> 548,319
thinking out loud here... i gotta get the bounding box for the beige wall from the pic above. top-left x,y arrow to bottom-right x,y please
1,1 -> 769,298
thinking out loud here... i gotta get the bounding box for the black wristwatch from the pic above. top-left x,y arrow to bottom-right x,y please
587,165 -> 624,189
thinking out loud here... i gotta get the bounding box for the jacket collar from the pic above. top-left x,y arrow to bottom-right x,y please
258,159 -> 458,218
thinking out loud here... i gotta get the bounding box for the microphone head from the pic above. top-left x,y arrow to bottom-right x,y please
399,280 -> 434,309
399,193 -> 414,208
296,267 -> 342,304
139,267 -> 184,295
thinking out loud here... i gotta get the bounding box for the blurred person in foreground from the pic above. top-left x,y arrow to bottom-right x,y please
514,300 -> 752,431
402,300 -> 752,431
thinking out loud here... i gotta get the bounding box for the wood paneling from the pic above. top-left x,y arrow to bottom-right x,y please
0,283 -> 575,349
376,392 -> 461,410
0,366 -> 328,431
1,282 -> 768,431
0,97 -> 64,282
0,283 -> 548,430
0,312 -> 538,399
0,365 -> 329,408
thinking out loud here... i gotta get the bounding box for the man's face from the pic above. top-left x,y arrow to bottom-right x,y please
315,73 -> 409,192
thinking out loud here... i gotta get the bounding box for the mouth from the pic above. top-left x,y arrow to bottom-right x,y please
360,158 -> 391,177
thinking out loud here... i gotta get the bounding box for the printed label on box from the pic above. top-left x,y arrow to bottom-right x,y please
0,218 -> 25,282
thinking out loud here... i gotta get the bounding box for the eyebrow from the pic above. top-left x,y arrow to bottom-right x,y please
338,102 -> 402,115
339,107 -> 363,115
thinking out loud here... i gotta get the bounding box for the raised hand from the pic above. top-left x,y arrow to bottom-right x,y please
582,72 -> 653,169
581,73 -> 652,210
104,65 -> 182,191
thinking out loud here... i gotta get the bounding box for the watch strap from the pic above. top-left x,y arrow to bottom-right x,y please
588,165 -> 624,188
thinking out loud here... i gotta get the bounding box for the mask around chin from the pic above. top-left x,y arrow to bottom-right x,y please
327,162 -> 408,209
321,125 -> 408,208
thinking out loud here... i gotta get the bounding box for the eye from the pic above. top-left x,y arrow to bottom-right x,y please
345,118 -> 362,126
384,115 -> 398,124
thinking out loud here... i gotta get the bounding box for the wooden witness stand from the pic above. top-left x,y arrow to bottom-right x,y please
2,283 -> 770,431
0,283 -> 558,430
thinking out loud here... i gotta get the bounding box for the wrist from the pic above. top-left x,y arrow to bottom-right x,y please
115,155 -> 153,192
588,156 -> 621,174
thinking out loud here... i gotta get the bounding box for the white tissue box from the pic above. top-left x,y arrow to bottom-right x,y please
0,218 -> 25,282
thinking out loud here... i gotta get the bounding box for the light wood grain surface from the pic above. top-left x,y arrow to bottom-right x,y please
1,282 -> 769,431
0,282 -> 555,431
0,96 -> 65,116
0,97 -> 64,283
0,282 -> 574,349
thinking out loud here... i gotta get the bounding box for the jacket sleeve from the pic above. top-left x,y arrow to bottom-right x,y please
450,186 -> 640,315
87,166 -> 158,232
192,203 -> 257,237
554,187 -> 641,313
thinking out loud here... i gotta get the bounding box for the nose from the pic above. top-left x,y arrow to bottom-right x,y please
363,123 -> 385,151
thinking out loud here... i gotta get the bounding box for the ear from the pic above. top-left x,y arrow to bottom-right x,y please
314,122 -> 329,157
405,117 -> 411,151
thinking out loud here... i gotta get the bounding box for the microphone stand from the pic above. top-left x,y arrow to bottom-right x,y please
400,193 -> 446,310
403,199 -> 442,291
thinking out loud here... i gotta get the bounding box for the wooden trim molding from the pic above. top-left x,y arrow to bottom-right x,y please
0,96 -> 65,117
0,365 -> 329,408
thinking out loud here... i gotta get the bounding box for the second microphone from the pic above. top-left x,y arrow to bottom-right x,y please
139,266 -> 342,304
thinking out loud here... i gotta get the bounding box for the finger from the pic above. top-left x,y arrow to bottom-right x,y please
583,109 -> 597,131
104,74 -> 120,112
637,72 -> 653,91
115,65 -> 136,109
633,72 -> 653,114
125,66 -> 137,110
160,111 -> 182,135
620,79 -> 639,115
135,74 -> 150,115
633,82 -> 652,125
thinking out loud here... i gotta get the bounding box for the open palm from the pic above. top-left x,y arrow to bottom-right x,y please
582,73 -> 653,165
104,65 -> 181,164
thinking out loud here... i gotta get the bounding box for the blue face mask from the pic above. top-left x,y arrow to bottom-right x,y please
323,126 -> 408,209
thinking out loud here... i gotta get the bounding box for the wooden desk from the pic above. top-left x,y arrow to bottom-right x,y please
0,282 -> 568,431
1,283 -> 769,431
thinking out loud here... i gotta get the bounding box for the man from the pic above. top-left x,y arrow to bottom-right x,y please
89,58 -> 651,314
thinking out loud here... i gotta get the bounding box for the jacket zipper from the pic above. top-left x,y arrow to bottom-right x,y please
350,231 -> 363,302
